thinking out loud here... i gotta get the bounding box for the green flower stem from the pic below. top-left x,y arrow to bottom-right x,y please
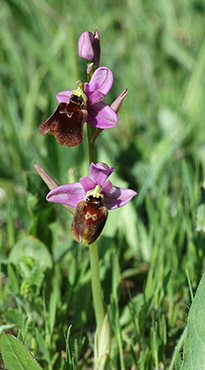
89,241 -> 105,340
87,122 -> 106,350
87,125 -> 96,163
88,141 -> 95,163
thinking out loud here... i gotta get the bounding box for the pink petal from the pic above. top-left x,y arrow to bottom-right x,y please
86,91 -> 104,105
90,162 -> 114,185
111,88 -> 128,113
103,186 -> 137,210
56,90 -> 72,104
87,101 -> 118,129
87,63 -> 94,75
80,176 -> 95,192
46,183 -> 86,208
85,67 -> 113,97
102,180 -> 113,194
34,162 -> 58,190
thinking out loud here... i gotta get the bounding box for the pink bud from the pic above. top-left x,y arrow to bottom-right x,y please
78,31 -> 95,61
78,30 -> 100,68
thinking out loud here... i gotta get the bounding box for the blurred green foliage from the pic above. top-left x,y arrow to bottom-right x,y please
0,0 -> 205,368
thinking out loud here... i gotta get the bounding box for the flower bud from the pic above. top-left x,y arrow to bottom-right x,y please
71,195 -> 108,245
78,30 -> 100,68
78,31 -> 95,61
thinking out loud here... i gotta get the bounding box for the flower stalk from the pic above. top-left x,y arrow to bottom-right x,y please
88,120 -> 110,368
87,124 -> 96,163
88,123 -> 107,356
89,241 -> 105,341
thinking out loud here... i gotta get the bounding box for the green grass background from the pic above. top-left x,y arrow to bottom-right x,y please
0,0 -> 205,369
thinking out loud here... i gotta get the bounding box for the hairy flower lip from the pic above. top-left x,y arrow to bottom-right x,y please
46,162 -> 137,210
38,100 -> 88,147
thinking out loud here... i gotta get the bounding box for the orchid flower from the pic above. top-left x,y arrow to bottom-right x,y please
39,67 -> 119,147
56,67 -> 118,129
45,162 -> 137,244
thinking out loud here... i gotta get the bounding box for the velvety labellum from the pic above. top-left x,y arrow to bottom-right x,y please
39,95 -> 88,147
71,195 -> 108,245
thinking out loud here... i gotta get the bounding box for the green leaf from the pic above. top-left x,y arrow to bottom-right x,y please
175,349 -> 182,370
196,185 -> 205,233
0,325 -> 16,336
48,287 -> 58,336
7,264 -> 19,294
0,333 -> 42,369
196,204 -> 205,232
181,274 -> 205,370
35,328 -> 51,365
63,326 -> 75,370
9,236 -> 52,271
95,313 -> 111,370
4,309 -> 25,329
